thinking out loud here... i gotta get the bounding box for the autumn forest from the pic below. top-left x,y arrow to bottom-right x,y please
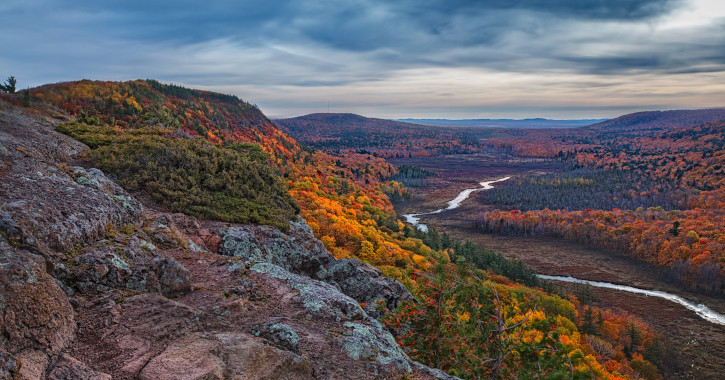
2,79 -> 724,379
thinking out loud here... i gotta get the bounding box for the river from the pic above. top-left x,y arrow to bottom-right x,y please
402,176 -> 511,232
402,175 -> 725,327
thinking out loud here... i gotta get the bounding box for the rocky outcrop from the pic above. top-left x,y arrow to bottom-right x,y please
0,238 -> 75,379
219,216 -> 414,317
321,258 -> 414,317
0,106 -> 456,380
155,257 -> 191,297
339,320 -> 411,373
253,322 -> 301,354
251,262 -> 366,321
219,216 -> 332,277
56,234 -> 191,299
139,332 -> 313,380
0,112 -> 143,258
47,354 -> 112,380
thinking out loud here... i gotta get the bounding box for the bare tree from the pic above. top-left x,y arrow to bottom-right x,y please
477,281 -> 538,380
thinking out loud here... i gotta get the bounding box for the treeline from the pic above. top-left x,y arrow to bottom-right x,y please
474,207 -> 724,294
404,225 -> 540,287
32,79 -> 270,134
388,164 -> 436,188
480,168 -> 692,211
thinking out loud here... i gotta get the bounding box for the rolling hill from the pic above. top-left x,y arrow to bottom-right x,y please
274,113 -> 489,157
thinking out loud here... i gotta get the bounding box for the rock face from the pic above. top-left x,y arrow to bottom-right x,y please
0,112 -> 143,258
0,238 -> 75,379
0,106 -> 457,379
139,332 -> 313,380
251,262 -> 366,321
220,216 -> 415,317
48,354 -> 112,380
321,258 -> 414,317
253,322 -> 301,354
219,216 -> 332,277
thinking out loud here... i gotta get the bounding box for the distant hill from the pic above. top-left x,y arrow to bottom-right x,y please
585,108 -> 725,133
276,113 -> 442,134
398,118 -> 607,129
274,113 -> 490,157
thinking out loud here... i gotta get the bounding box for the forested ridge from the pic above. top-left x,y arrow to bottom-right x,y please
14,80 -> 666,379
275,112 -> 486,158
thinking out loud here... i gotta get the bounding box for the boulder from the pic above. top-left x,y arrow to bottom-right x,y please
251,263 -> 366,321
339,320 -> 411,373
59,244 -> 160,295
140,332 -> 312,380
48,354 -> 112,380
0,105 -> 143,258
0,239 -> 75,358
219,217 -> 331,277
321,258 -> 413,316
0,163 -> 142,257
155,258 -> 191,298
0,112 -> 83,164
411,361 -> 464,380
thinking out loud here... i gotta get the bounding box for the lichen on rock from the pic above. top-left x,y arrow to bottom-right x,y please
253,322 -> 300,354
250,262 -> 365,321
321,258 -> 413,317
219,216 -> 331,277
339,320 -> 411,373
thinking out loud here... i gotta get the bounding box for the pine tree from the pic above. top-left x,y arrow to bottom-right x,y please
581,307 -> 598,335
2,76 -> 16,93
22,89 -> 31,107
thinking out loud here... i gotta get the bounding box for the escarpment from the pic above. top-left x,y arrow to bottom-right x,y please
0,106 -> 457,379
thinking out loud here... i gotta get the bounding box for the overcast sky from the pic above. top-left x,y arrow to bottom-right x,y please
1,0 -> 724,119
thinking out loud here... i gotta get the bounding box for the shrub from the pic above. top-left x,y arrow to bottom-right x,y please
56,122 -> 299,231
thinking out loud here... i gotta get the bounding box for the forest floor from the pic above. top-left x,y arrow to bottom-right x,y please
389,153 -> 725,380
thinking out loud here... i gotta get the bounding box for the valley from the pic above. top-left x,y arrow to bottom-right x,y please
4,1 -> 725,379
391,153 -> 725,379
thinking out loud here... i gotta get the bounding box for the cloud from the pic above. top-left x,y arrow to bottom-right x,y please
0,0 -> 723,118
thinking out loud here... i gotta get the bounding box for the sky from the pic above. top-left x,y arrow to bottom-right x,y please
1,0 -> 724,119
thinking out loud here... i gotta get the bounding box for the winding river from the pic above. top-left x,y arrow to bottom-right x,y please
538,275 -> 725,326
403,176 -> 725,326
402,177 -> 511,232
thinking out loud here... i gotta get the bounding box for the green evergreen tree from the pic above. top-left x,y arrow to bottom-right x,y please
625,323 -> 642,358
581,307 -> 598,335
3,76 -> 16,93
22,89 -> 31,107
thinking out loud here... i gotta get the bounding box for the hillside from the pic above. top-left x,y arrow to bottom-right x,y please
274,113 -> 486,157
0,105 -> 451,379
1,83 -> 666,379
585,108 -> 725,134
